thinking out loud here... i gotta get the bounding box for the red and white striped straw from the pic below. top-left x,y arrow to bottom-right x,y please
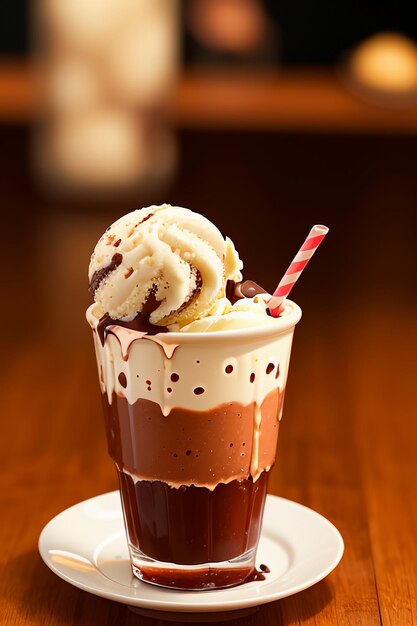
268,224 -> 329,317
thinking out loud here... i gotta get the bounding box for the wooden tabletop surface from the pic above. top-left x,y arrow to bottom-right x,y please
1,126 -> 416,625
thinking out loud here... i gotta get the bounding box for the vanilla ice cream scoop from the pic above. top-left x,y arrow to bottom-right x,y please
89,204 -> 242,328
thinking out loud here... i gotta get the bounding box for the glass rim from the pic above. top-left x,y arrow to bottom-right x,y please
86,299 -> 302,345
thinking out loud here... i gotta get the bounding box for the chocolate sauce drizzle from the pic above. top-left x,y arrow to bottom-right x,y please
245,563 -> 271,583
89,214 -> 154,294
95,271 -> 201,347
89,253 -> 123,293
97,289 -> 168,345
226,279 -> 267,305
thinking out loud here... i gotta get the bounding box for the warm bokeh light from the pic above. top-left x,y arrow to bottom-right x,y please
103,15 -> 178,106
37,0 -> 179,192
188,0 -> 270,54
44,57 -> 102,113
43,0 -> 145,54
349,32 -> 417,101
46,110 -> 146,188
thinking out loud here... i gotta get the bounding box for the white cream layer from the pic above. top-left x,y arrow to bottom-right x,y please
88,300 -> 300,412
87,299 -> 301,484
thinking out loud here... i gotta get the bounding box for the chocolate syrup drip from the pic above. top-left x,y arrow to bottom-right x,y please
95,264 -> 203,345
89,253 -> 123,293
91,214 -> 154,293
160,267 -> 202,323
226,280 -> 267,304
244,563 -> 271,582
97,289 -> 168,345
182,268 -> 202,311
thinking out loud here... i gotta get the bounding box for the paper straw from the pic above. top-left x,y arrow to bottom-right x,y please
268,224 -> 329,317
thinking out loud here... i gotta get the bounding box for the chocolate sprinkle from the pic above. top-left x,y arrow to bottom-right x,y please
226,279 -> 267,304
240,280 -> 267,299
135,212 -> 154,227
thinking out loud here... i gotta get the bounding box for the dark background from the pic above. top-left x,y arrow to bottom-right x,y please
2,0 -> 417,63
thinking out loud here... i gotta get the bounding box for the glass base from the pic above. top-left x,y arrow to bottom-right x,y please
130,545 -> 257,591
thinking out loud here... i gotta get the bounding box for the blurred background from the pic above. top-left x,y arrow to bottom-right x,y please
0,0 -> 416,347
2,8 -> 417,621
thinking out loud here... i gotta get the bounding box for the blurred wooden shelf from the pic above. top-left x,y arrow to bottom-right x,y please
1,61 -> 417,134
0,62 -> 34,121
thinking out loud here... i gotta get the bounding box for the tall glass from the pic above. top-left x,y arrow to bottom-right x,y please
87,300 -> 301,590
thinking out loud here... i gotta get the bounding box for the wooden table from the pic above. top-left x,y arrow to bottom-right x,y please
1,125 -> 416,625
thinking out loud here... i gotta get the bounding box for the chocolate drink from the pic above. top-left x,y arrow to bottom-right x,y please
102,391 -> 282,587
119,475 -> 269,588
118,474 -> 268,566
87,305 -> 301,590
87,204 -> 302,590
88,299 -> 302,590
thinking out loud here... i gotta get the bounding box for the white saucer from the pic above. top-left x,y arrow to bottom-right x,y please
39,491 -> 343,619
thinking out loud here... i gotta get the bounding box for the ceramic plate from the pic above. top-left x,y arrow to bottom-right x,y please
39,491 -> 343,617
